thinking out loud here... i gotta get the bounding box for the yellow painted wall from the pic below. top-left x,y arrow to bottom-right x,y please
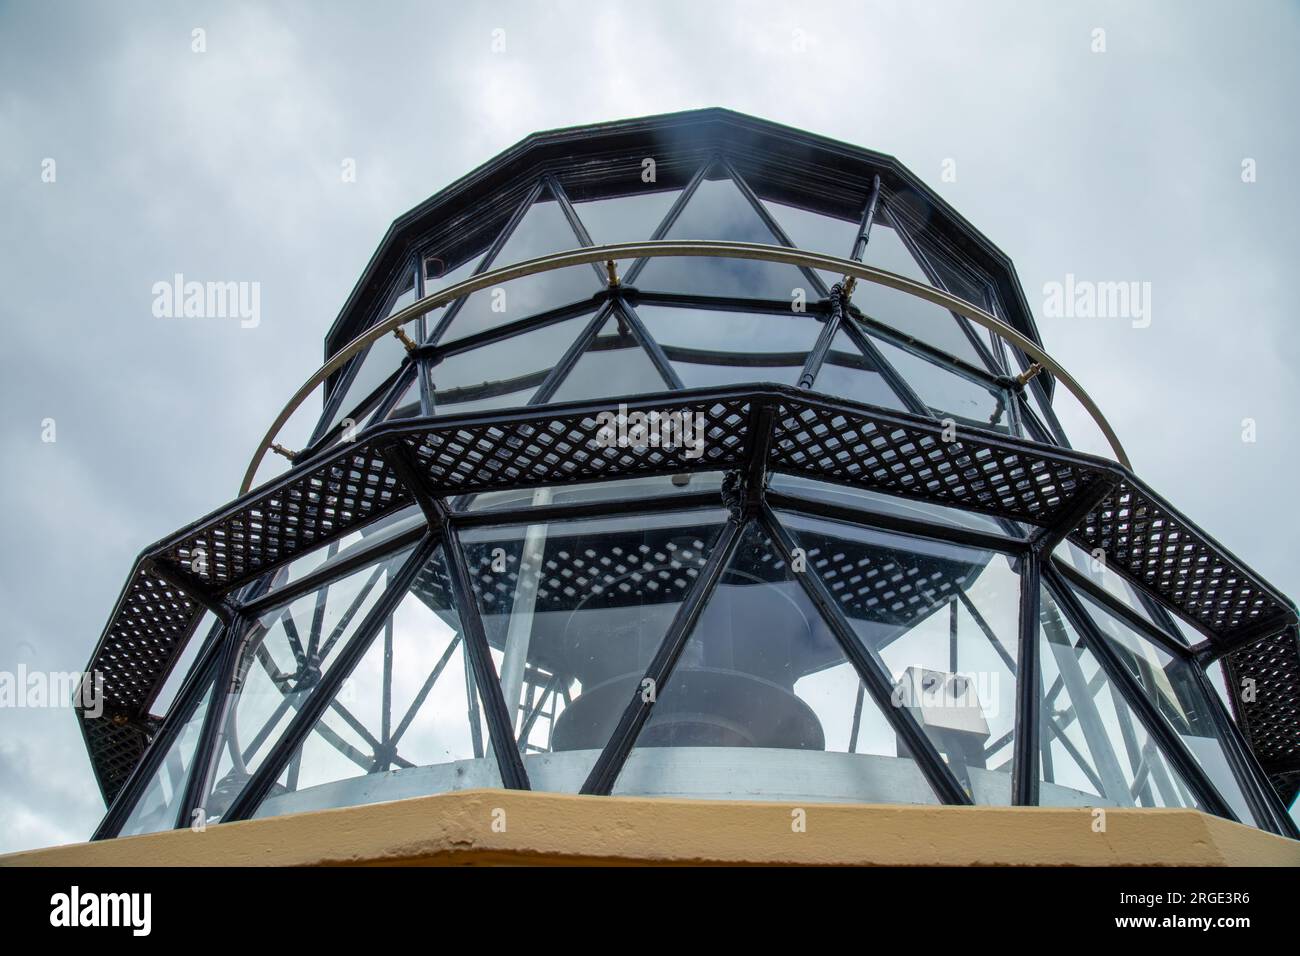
4,790 -> 1297,867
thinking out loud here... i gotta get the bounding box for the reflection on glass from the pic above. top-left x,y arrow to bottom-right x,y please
637,303 -> 823,388
460,509 -> 730,793
810,328 -> 906,410
761,198 -> 857,288
254,547 -> 500,818
871,333 -> 1012,432
636,174 -> 811,299
615,521 -> 941,805
549,310 -> 669,403
1070,588 -> 1257,825
119,682 -> 215,836
461,473 -> 724,513
780,511 -> 1019,805
1037,586 -> 1201,810
430,313 -> 591,415
769,474 -> 1024,539
439,198 -> 599,343
152,612 -> 218,720
200,543 -> 415,822
572,188 -> 680,246
327,319 -> 419,433
1054,540 -> 1171,634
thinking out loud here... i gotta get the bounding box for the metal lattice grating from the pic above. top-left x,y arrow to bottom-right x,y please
76,386 -> 1300,804
1224,628 -> 1300,770
402,396 -> 751,493
95,571 -> 201,714
82,713 -> 161,805
1075,481 -> 1289,637
768,396 -> 1110,527
465,525 -> 721,618
164,443 -> 412,590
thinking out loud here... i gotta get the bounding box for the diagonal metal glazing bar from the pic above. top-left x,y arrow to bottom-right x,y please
377,435 -> 530,789
1186,656 -> 1299,837
1042,565 -> 1237,821
438,521 -> 532,790
219,534 -> 442,822
580,517 -> 745,795
758,504 -> 973,805
91,626 -> 227,840
1011,549 -> 1042,806
241,239 -> 1133,494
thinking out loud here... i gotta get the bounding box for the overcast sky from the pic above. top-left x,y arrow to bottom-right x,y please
2,0 -> 1298,852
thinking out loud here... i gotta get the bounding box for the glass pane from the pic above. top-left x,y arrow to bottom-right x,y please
549,310 -> 670,403
1038,586 -> 1202,809
151,612 -> 218,719
459,508 -> 730,793
810,327 -> 906,410
572,188 -> 680,246
119,682 -> 215,837
779,511 -> 1020,805
439,196 -> 599,343
461,473 -> 725,513
614,521 -> 940,805
768,474 -> 1024,539
375,370 -> 421,421
1054,540 -> 1176,635
327,320 -> 418,432
636,174 -> 811,300
863,220 -> 931,284
430,313 -> 592,415
201,542 -> 416,822
871,333 -> 1012,432
256,506 -> 425,599
764,198 -> 858,258
636,303 -> 823,389
762,198 -> 856,288
1070,589 -> 1258,824
255,547 -> 500,818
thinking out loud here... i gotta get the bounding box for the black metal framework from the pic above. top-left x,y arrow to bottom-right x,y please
80,110 -> 1300,841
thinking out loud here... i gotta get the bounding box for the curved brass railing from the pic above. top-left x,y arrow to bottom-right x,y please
242,241 -> 1129,493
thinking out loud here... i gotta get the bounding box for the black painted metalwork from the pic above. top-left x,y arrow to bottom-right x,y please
82,110 -> 1300,840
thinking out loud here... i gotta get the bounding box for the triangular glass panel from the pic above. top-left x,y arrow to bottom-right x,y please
862,218 -> 932,285
762,197 -> 856,289
613,521 -> 941,805
635,302 -> 823,389
548,308 -> 672,403
1067,588 -> 1257,824
458,508 -> 731,793
809,327 -> 907,410
254,547 -> 501,819
1037,586 -> 1203,810
870,333 -> 1012,432
326,318 -> 420,434
429,312 -> 593,415
635,170 -> 814,300
119,681 -> 216,836
778,510 -> 1021,805
200,542 -> 417,822
438,188 -> 602,343
372,368 -> 421,422
572,187 -> 680,246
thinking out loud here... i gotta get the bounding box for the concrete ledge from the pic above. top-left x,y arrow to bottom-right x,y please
4,791 -> 1298,866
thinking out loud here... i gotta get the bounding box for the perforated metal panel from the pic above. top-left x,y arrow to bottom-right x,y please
78,385 -> 1300,804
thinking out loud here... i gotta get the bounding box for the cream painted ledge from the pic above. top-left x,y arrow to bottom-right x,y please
4,790 -> 1298,867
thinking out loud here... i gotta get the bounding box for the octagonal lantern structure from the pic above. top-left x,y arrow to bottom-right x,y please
81,109 -> 1300,841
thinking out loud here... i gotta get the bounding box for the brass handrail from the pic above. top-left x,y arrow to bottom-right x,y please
242,240 -> 1128,493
